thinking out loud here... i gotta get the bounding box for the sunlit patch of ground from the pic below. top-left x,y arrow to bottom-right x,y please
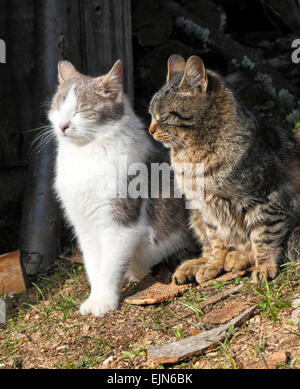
1,257 -> 299,369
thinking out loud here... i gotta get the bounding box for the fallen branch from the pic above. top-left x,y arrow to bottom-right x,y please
199,284 -> 243,309
148,306 -> 256,364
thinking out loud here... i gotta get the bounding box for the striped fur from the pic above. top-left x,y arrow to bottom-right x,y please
149,55 -> 300,284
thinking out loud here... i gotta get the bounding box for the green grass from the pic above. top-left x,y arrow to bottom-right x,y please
292,117 -> 300,133
57,337 -> 113,369
121,342 -> 147,360
178,300 -> 204,317
1,255 -> 299,369
0,258 -> 87,368
215,325 -> 238,369
244,266 -> 296,322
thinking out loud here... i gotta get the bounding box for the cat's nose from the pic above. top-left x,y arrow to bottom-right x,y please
149,120 -> 157,135
59,122 -> 70,133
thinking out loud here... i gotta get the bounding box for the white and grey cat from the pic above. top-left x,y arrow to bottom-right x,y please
48,60 -> 197,317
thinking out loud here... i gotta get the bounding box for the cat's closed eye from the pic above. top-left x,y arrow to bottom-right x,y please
169,111 -> 193,121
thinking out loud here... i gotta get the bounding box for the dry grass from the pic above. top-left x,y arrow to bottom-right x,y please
0,257 -> 300,369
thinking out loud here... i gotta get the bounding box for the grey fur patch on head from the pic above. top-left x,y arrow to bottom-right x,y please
51,60 -> 125,124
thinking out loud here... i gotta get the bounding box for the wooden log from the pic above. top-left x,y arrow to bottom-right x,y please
19,0 -> 66,274
148,306 -> 256,364
0,251 -> 27,294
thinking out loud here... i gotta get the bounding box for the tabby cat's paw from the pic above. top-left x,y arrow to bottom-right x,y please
224,251 -> 252,273
80,296 -> 119,317
251,262 -> 278,283
195,262 -> 223,283
173,258 -> 207,285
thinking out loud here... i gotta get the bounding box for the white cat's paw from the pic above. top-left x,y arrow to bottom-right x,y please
80,296 -> 119,317
80,297 -> 95,316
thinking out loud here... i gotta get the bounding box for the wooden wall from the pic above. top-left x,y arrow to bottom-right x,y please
0,0 -> 133,253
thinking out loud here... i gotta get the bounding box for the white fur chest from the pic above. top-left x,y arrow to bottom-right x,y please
55,140 -> 119,224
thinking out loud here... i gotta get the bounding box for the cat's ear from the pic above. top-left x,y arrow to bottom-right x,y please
179,56 -> 208,95
57,60 -> 82,84
166,55 -> 186,83
98,59 -> 122,98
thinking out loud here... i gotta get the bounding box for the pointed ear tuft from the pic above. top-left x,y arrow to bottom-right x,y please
99,59 -> 122,97
179,56 -> 208,94
166,55 -> 186,83
58,60 -> 82,84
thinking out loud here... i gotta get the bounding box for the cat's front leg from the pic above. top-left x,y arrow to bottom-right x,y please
173,210 -> 212,284
78,234 -> 119,317
196,238 -> 229,283
172,252 -> 210,284
224,250 -> 253,272
79,226 -> 138,317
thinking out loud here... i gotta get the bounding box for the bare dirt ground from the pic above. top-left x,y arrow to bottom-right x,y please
0,255 -> 300,369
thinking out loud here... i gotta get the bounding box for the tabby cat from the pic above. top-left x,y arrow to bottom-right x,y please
149,54 -> 300,284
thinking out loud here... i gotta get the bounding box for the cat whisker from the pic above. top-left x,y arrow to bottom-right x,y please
22,125 -> 53,134
34,134 -> 54,154
28,129 -> 54,155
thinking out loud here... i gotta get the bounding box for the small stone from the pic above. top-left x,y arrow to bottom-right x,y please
245,351 -> 288,369
56,345 -> 68,351
82,323 -> 90,335
292,298 -> 300,308
103,356 -> 114,366
291,308 -> 300,324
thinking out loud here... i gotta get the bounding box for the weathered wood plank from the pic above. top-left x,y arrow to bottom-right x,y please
148,306 -> 256,364
0,250 -> 27,294
80,0 -> 134,103
124,269 -> 247,305
0,0 -> 35,166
